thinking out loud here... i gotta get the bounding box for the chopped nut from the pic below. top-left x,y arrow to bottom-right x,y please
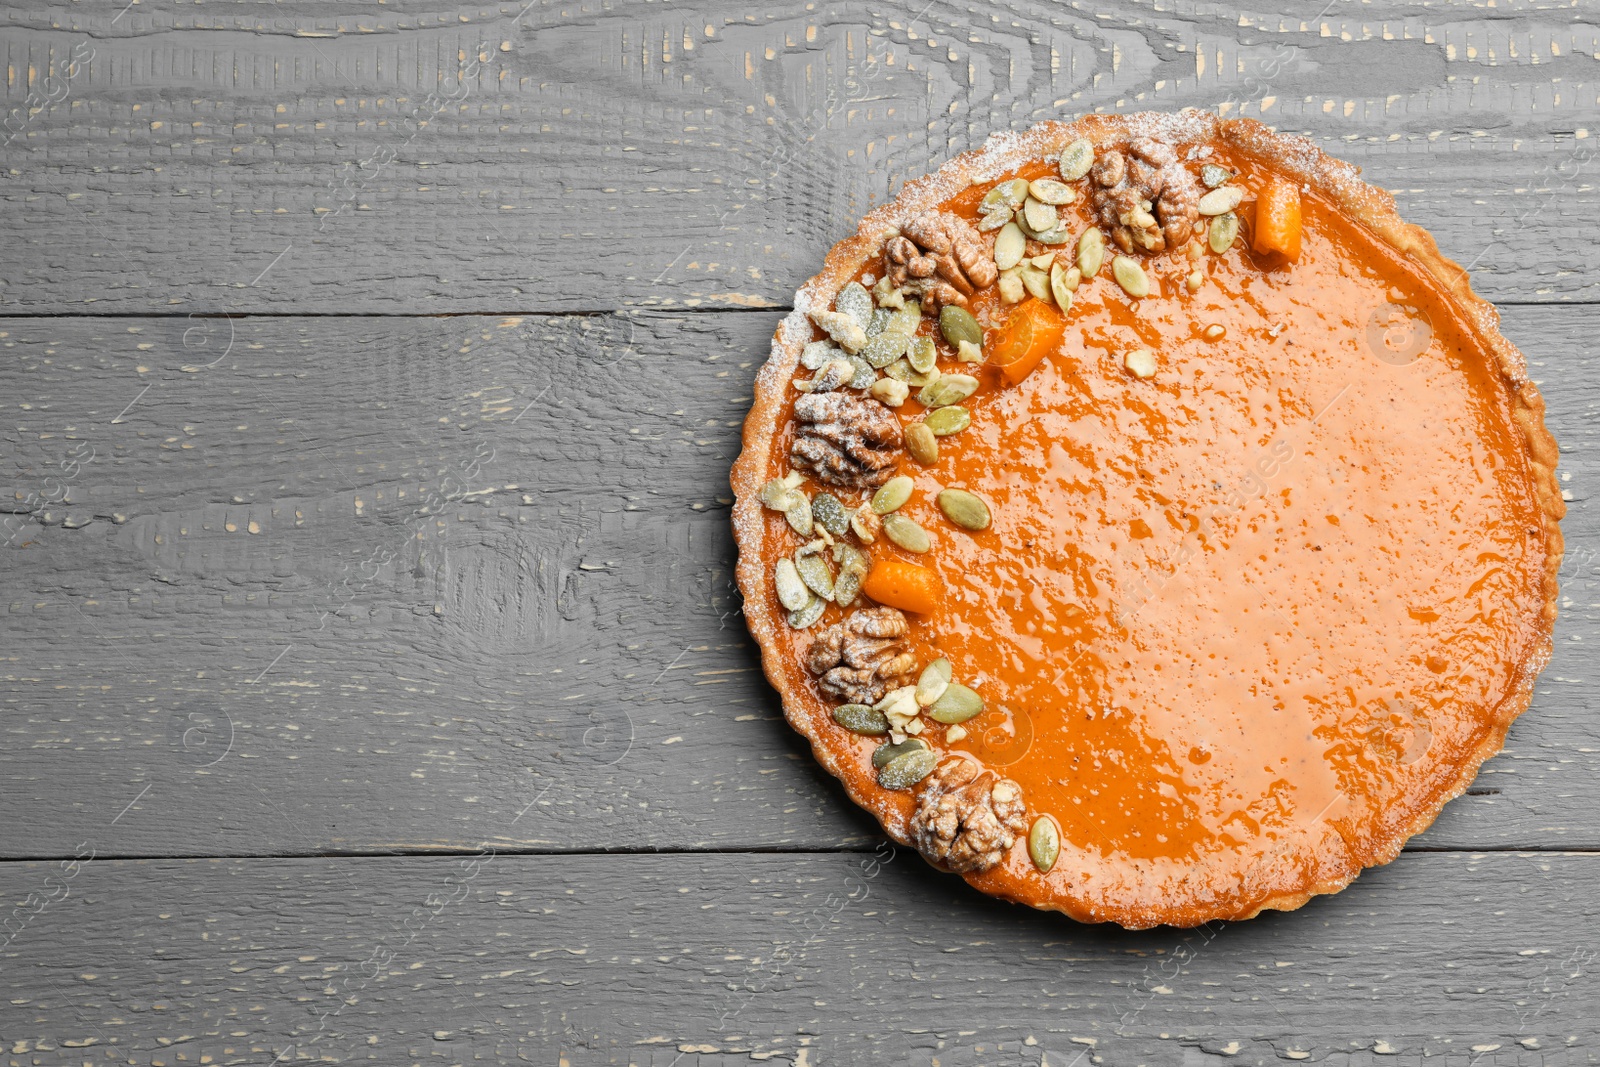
869,378 -> 910,407
796,358 -> 858,394
945,724 -> 968,743
956,339 -> 984,364
1202,323 -> 1226,341
810,308 -> 867,354
1089,138 -> 1202,254
791,392 -> 903,489
805,606 -> 916,705
909,758 -> 1028,873
1186,268 -> 1204,292
1124,348 -> 1157,378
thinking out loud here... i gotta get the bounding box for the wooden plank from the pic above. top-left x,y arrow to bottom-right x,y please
1,850 -> 1596,1064
1,306 -> 1595,859
3,1 -> 1599,313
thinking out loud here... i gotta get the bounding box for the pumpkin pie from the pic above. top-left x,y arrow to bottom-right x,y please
730,112 -> 1563,929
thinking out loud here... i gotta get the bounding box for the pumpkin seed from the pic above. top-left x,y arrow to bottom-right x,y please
774,558 -> 811,611
833,703 -> 890,736
811,308 -> 866,354
1078,226 -> 1105,277
1112,255 -> 1150,299
994,222 -> 1026,271
1059,138 -> 1095,181
939,306 -> 983,349
1034,226 -> 1072,246
883,512 -> 931,553
908,335 -> 938,373
795,550 -> 835,600
878,746 -> 937,789
1049,262 -> 1075,312
916,658 -> 953,706
1028,815 -> 1060,873
890,302 -> 922,333
787,594 -> 825,629
1029,177 -> 1077,205
918,373 -> 979,409
844,353 -> 876,389
936,488 -> 991,531
811,492 -> 850,536
1029,253 -> 1055,270
866,306 -> 893,339
1197,186 -> 1245,216
872,736 -> 928,768
998,270 -> 1026,304
1022,197 -> 1058,234
871,475 -> 915,514
785,494 -> 814,536
801,340 -> 841,370
924,406 -> 971,436
832,542 -> 870,606
1200,163 -> 1232,189
759,476 -> 800,511
981,178 -> 1030,212
929,682 -> 983,723
976,208 -> 1013,232
1208,211 -> 1239,253
1020,263 -> 1052,303
860,330 -> 909,369
905,422 -> 939,466
869,378 -> 909,408
835,281 -> 873,330
1124,347 -> 1157,379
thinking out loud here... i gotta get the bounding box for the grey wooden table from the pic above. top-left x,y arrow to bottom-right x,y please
2,2 -> 1598,1063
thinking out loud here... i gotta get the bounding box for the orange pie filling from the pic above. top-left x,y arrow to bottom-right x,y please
748,132 -> 1557,925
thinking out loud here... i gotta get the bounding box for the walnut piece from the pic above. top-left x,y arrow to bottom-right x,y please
1089,138 -> 1202,254
790,392 -> 902,489
909,758 -> 1028,873
884,212 -> 999,313
805,606 -> 915,705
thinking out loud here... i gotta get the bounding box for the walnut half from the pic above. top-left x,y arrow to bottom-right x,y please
789,392 -> 902,489
1089,138 -> 1201,254
805,606 -> 915,705
909,757 -> 1028,873
884,211 -> 999,313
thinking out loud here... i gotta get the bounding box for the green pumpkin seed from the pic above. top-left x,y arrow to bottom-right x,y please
905,422 -> 939,467
833,703 -> 890,736
1197,186 -> 1244,216
1200,162 -> 1232,189
844,353 -> 877,390
924,406 -> 971,436
976,208 -> 1013,232
811,493 -> 850,536
801,340 -> 841,370
928,682 -> 983,723
916,658 -> 953,706
1059,138 -> 1094,181
1028,815 -> 1060,873
938,306 -> 983,349
872,736 -> 928,769
908,335 -> 938,373
871,475 -> 914,514
1023,197 -> 1058,234
994,222 -> 1026,271
936,488 -> 991,531
882,512 -> 931,554
1020,263 -> 1052,303
787,594 -> 825,629
888,303 -> 922,336
1112,255 -> 1150,299
918,373 -> 978,409
785,494 -> 813,536
1034,226 -> 1072,246
866,306 -> 894,338
795,551 -> 835,600
1028,177 -> 1077,205
1077,227 -> 1105,278
860,330 -> 909,369
980,178 -> 1030,212
774,558 -> 810,611
835,281 -> 873,330
1208,211 -> 1239,254
878,747 -> 937,790
1049,262 -> 1075,312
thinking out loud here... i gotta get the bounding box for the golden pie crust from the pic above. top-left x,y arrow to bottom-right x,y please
730,112 -> 1563,928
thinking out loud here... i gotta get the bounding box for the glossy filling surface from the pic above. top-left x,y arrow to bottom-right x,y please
761,147 -> 1547,914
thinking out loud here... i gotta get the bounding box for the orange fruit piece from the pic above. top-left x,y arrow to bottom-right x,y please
987,300 -> 1066,385
1251,177 -> 1303,262
860,557 -> 940,615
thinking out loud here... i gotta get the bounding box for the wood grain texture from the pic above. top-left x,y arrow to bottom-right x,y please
1,851 -> 1597,1065
3,0 -> 1600,314
2,307 -> 1595,859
